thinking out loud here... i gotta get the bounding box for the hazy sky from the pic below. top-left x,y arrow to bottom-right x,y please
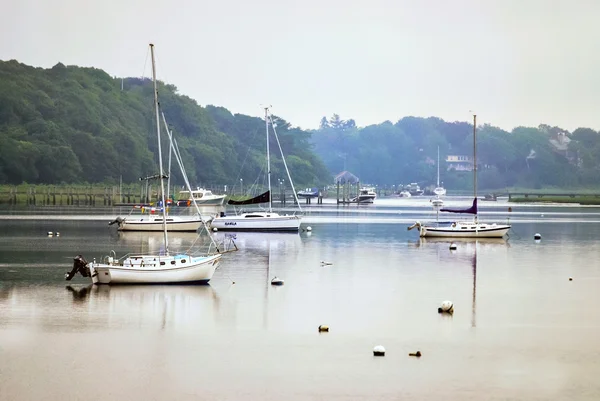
2,0 -> 599,131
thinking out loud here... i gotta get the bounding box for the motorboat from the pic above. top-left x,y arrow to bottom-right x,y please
176,187 -> 226,206
351,187 -> 377,203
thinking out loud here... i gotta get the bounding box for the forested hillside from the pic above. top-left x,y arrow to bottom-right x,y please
312,114 -> 600,190
0,60 -> 332,187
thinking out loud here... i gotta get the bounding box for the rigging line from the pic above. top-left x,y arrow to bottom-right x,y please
141,45 -> 150,81
268,112 -> 302,212
160,110 -> 219,247
232,127 -> 260,190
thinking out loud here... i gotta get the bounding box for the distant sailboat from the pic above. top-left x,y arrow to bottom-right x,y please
431,146 -> 445,208
433,146 -> 446,197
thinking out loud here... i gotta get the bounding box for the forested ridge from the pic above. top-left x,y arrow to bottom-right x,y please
1,59 -> 599,191
311,114 -> 600,190
0,59 -> 331,188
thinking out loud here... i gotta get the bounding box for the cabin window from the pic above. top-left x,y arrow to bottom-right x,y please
171,261 -> 176,265
461,227 -> 467,229
160,261 -> 165,265
181,259 -> 187,263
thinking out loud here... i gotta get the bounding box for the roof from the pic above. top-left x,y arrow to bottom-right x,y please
334,171 -> 360,184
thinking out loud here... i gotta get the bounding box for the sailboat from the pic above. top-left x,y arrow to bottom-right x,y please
109,127 -> 205,232
65,44 -> 222,284
433,146 -> 446,197
408,114 -> 511,238
209,107 -> 302,232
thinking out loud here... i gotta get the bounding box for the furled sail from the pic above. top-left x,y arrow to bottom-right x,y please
440,198 -> 478,214
227,190 -> 270,205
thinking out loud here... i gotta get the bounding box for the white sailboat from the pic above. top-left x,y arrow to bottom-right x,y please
433,146 -> 446,197
65,44 -> 222,284
209,106 -> 302,232
408,114 -> 511,238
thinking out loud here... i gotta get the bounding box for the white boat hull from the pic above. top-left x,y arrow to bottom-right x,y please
419,223 -> 510,238
89,254 -> 221,284
210,213 -> 301,231
117,217 -> 203,232
354,195 -> 376,203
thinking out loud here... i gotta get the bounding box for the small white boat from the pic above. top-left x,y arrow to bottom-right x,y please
69,253 -> 221,284
352,187 -> 377,203
431,198 -> 444,208
408,218 -> 510,238
176,187 -> 226,206
210,210 -> 301,231
110,214 -> 203,232
433,146 -> 446,196
399,190 -> 411,198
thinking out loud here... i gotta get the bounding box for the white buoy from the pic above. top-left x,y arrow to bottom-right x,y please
534,233 -> 541,240
438,300 -> 454,314
55,232 -> 60,237
449,243 -> 457,250
47,232 -> 53,236
318,325 -> 329,332
271,277 -> 284,286
373,345 -> 385,356
306,226 -> 312,232
212,227 -> 218,232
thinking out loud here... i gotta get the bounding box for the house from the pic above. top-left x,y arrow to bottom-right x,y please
446,155 -> 473,171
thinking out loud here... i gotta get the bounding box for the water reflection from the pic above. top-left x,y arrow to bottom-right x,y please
415,237 -> 510,328
1,284 -> 220,332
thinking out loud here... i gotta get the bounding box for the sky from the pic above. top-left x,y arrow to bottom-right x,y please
2,0 -> 599,132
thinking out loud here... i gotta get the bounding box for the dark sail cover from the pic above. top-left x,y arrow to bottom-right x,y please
440,198 -> 478,215
228,190 -> 270,205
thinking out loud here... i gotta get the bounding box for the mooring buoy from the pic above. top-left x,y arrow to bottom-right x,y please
534,233 -> 541,240
47,232 -> 53,236
212,227 -> 218,232
438,300 -> 454,314
318,325 -> 329,332
271,277 -> 284,286
306,226 -> 312,232
373,345 -> 385,356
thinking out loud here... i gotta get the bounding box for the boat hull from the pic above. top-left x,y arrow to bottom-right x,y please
420,224 -> 510,238
210,213 -> 301,231
117,217 -> 203,232
90,254 -> 221,284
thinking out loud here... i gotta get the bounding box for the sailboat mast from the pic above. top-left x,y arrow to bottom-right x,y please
150,43 -> 169,254
265,106 -> 272,213
473,113 -> 477,223
437,146 -> 440,187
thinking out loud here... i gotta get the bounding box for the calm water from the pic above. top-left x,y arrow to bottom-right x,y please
1,198 -> 600,400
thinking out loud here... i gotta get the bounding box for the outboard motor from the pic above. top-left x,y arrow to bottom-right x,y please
108,217 -> 124,226
65,255 -> 91,281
